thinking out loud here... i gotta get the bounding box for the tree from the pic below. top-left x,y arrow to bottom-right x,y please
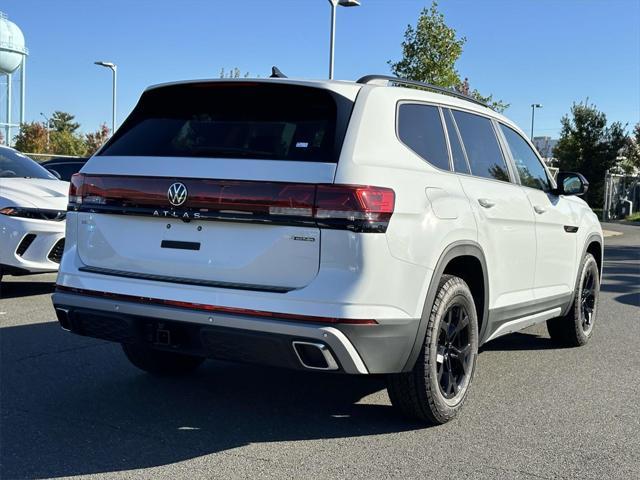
85,123 -> 111,155
50,130 -> 88,156
219,67 -> 250,79
47,111 -> 87,155
13,122 -> 49,153
50,111 -> 80,133
620,123 -> 640,174
389,2 -> 507,112
553,102 -> 628,207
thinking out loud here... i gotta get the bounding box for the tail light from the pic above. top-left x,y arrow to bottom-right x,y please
68,174 -> 395,233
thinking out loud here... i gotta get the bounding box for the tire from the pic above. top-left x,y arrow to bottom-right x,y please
122,343 -> 205,376
387,274 -> 479,424
547,253 -> 600,347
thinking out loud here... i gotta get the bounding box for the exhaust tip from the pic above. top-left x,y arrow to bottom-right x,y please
292,341 -> 339,371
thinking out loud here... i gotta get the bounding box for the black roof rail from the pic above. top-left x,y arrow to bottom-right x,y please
356,74 -> 489,109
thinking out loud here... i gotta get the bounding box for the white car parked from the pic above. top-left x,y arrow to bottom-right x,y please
53,76 -> 602,424
0,146 -> 68,281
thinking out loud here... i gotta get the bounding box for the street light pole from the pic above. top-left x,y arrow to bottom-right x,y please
94,61 -> 117,134
530,103 -> 542,139
327,0 -> 360,80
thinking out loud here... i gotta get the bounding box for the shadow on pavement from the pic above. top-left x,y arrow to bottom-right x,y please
0,278 -> 56,300
0,321 -> 425,479
602,244 -> 639,308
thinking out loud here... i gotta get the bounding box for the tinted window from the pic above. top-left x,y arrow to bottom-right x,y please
499,124 -> 550,191
444,109 -> 470,174
452,110 -> 510,182
398,104 -> 450,170
0,148 -> 56,179
99,83 -> 353,162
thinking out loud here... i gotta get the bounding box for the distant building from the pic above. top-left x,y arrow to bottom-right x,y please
532,136 -> 558,165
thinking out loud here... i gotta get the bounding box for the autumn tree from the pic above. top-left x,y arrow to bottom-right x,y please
85,123 -> 111,155
619,123 -> 640,174
13,122 -> 49,153
553,102 -> 627,206
389,2 -> 507,112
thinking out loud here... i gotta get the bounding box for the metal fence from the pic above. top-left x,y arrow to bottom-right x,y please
603,172 -> 640,220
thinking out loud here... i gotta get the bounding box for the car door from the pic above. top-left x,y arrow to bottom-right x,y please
497,123 -> 578,301
447,108 -> 537,310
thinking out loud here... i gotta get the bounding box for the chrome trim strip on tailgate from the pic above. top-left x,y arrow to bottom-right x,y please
78,265 -> 294,293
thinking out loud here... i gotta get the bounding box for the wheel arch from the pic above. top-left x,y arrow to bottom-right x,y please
562,232 -> 603,317
401,241 -> 489,372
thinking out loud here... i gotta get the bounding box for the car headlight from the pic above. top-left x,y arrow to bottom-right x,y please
0,206 -> 66,221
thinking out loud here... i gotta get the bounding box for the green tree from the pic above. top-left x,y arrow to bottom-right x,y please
13,122 -> 49,153
388,2 -> 507,112
85,123 -> 111,156
553,102 -> 628,206
50,130 -> 88,156
49,111 -> 80,133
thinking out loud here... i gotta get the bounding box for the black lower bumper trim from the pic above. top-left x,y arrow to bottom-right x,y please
54,305 -> 340,372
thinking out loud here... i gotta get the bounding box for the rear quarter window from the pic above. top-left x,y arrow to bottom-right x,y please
397,103 -> 450,171
99,83 -> 354,163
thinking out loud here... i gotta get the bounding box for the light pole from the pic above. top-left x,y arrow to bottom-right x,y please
39,112 -> 50,148
328,0 -> 360,80
530,103 -> 542,139
94,61 -> 117,133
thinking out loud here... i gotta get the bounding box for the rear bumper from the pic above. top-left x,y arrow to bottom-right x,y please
52,291 -> 420,374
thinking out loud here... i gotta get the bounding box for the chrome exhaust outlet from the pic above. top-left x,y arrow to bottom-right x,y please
292,341 -> 339,371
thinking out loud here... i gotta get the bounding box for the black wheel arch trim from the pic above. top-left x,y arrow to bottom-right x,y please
401,241 -> 489,372
564,232 -> 603,316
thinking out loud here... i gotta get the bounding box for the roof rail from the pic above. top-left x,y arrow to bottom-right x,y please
356,75 -> 489,109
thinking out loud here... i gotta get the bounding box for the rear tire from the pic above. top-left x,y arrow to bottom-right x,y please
547,253 -> 600,347
122,343 -> 205,376
387,275 -> 479,424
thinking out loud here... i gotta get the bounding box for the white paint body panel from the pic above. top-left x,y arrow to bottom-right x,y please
0,177 -> 68,273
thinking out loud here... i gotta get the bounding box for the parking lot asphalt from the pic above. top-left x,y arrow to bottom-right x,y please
1,223 -> 638,480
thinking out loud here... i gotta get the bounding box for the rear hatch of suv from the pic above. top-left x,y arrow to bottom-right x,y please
71,81 -> 362,292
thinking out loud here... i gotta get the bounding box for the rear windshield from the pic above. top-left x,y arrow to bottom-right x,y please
99,82 -> 354,162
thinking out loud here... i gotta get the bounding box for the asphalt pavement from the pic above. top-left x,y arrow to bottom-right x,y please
1,222 -> 638,479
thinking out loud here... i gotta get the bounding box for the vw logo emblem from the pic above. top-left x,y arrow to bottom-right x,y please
167,182 -> 188,207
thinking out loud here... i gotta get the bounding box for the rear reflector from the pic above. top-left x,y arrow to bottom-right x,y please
68,174 -> 394,233
55,285 -> 378,325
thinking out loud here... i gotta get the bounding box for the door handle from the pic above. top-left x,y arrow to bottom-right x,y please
534,205 -> 546,214
477,198 -> 496,209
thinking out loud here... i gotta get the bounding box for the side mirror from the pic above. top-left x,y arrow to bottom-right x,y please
47,168 -> 62,180
555,172 -> 589,196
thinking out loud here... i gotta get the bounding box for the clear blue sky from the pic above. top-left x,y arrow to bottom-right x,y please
4,0 -> 640,137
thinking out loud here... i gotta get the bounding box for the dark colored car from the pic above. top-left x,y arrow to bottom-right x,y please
40,157 -> 88,181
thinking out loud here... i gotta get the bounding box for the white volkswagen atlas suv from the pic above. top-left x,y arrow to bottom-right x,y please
52,75 -> 603,424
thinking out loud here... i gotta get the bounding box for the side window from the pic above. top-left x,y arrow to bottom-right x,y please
452,110 -> 510,182
499,124 -> 550,191
443,109 -> 470,174
398,104 -> 450,171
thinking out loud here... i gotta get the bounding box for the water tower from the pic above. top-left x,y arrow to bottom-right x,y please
0,12 -> 27,147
